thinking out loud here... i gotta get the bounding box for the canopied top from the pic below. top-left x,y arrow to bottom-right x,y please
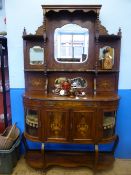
42,5 -> 102,15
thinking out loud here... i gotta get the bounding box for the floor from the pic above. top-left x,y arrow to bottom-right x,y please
11,157 -> 131,175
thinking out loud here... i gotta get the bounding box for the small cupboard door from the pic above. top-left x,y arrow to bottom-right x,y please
102,109 -> 117,138
44,108 -> 70,142
24,107 -> 41,141
71,109 -> 96,143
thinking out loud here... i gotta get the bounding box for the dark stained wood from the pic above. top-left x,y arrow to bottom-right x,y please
23,35 -> 43,40
22,4 -> 121,171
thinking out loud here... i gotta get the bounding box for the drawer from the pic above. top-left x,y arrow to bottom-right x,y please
99,100 -> 119,108
42,101 -> 97,108
23,97 -> 41,107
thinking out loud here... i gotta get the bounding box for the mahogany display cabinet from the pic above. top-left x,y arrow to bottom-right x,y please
0,36 -> 11,133
22,5 -> 121,171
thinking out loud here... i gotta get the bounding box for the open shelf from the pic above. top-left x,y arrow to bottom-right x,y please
25,149 -> 115,170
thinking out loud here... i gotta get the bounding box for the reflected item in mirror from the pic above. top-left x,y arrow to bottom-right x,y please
99,46 -> 114,70
54,24 -> 89,63
30,46 -> 44,65
53,77 -> 87,97
71,77 -> 87,89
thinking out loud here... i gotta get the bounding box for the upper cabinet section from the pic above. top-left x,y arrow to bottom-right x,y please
23,5 -> 121,72
43,5 -> 100,71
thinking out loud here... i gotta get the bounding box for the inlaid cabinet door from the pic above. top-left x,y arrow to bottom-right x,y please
71,109 -> 96,143
44,108 -> 70,142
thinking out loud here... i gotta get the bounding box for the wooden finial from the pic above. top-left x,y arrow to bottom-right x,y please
118,27 -> 122,36
23,27 -> 27,36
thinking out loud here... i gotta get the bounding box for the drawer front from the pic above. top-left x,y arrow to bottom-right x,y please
23,97 -> 41,107
42,100 -> 97,108
99,100 -> 119,108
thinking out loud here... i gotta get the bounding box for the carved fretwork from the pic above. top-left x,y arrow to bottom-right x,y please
98,20 -> 108,35
35,25 -> 43,35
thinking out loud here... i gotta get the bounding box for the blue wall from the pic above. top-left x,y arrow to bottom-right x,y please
115,90 -> 131,158
10,88 -> 131,158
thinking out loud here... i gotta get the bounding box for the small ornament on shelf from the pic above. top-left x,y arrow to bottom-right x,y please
53,77 -> 87,97
99,46 -> 114,70
53,78 -> 71,96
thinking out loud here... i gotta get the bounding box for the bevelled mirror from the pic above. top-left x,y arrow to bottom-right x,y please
30,46 -> 44,65
54,24 -> 89,63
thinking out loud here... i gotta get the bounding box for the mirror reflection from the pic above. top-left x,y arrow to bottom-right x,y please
54,24 -> 89,63
53,77 -> 87,96
30,46 -> 44,65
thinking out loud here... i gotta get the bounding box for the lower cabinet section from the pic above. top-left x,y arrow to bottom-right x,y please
24,97 -> 118,143
23,95 -> 119,170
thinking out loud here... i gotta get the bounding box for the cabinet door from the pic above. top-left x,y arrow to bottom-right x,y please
44,108 -> 70,142
24,108 -> 41,141
102,109 -> 117,138
71,109 -> 96,143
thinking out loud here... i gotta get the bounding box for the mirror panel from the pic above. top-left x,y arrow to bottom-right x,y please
54,24 -> 89,63
30,46 -> 44,65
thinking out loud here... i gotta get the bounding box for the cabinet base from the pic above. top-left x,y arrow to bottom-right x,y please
25,149 -> 115,171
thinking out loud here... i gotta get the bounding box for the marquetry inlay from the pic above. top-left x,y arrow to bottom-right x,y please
29,78 -> 43,88
77,117 -> 88,137
50,114 -> 63,136
98,80 -> 113,89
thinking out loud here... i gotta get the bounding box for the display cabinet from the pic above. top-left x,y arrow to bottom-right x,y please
22,5 -> 121,171
0,36 -> 11,132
